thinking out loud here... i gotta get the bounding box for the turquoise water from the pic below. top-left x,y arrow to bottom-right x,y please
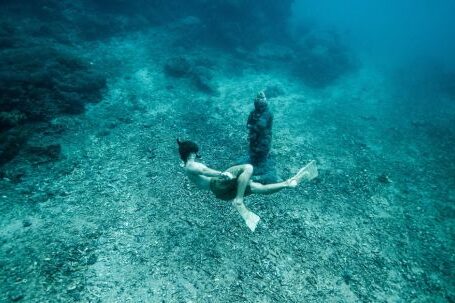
0,1 -> 454,302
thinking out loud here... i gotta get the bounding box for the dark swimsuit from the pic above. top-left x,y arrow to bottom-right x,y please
209,166 -> 252,201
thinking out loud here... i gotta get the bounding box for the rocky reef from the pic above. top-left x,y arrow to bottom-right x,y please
0,46 -> 106,129
292,31 -> 356,88
85,0 -> 295,50
164,56 -> 218,95
0,1 -> 107,165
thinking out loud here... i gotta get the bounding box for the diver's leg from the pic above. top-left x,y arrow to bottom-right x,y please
229,164 -> 260,232
249,161 -> 318,195
249,180 -> 291,195
234,164 -> 253,200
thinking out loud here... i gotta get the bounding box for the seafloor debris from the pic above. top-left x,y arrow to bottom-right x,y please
164,57 -> 192,78
377,173 -> 392,184
24,144 -> 61,164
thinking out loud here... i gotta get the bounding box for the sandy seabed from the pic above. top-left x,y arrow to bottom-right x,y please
1,25 -> 454,302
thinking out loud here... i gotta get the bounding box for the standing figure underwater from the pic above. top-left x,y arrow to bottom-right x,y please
177,139 -> 318,232
247,91 -> 278,184
248,91 -> 273,166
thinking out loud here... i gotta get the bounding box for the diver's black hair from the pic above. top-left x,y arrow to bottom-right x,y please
177,139 -> 200,163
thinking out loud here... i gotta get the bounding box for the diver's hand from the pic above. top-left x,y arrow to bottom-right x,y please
220,172 -> 235,180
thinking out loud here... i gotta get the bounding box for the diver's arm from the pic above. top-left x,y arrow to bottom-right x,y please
187,162 -> 234,178
201,165 -> 224,177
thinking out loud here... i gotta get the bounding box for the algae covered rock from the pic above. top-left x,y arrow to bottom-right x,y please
0,25 -> 106,165
0,46 -> 106,126
164,57 -> 192,78
293,31 -> 356,88
164,56 -> 218,95
191,66 -> 218,95
0,129 -> 28,166
0,110 -> 26,131
25,144 -> 61,164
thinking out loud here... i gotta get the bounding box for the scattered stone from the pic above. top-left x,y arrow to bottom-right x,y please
377,174 -> 392,184
342,272 -> 353,284
45,122 -> 67,135
25,144 -> 61,163
264,85 -> 285,99
116,116 -> 133,124
22,219 -> 32,227
30,191 -> 50,203
86,254 -> 98,265
164,56 -> 218,94
105,122 -> 117,129
8,293 -> 24,302
96,129 -> 110,137
0,110 -> 26,130
68,290 -> 81,301
191,67 -> 218,95
305,275 -> 317,286
0,129 -> 29,166
358,142 -> 368,150
164,57 -> 192,78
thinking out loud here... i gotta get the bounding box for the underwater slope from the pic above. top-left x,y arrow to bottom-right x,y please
1,1 -> 454,302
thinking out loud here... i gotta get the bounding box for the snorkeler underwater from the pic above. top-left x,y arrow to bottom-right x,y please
0,0 -> 454,302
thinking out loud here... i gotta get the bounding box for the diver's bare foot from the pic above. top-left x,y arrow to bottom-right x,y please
244,211 -> 260,232
287,160 -> 318,187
